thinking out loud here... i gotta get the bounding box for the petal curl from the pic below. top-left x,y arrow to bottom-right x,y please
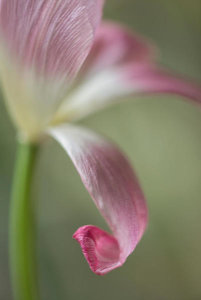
0,0 -> 104,139
54,22 -> 201,122
49,124 -> 148,275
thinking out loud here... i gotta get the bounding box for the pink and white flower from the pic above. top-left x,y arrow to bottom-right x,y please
0,0 -> 200,275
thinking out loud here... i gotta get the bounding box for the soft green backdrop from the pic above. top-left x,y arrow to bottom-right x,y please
0,1 -> 201,299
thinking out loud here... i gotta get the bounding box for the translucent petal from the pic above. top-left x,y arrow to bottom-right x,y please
0,0 -> 104,139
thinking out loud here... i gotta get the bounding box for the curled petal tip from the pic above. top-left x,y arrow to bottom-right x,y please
73,225 -> 121,275
50,125 -> 148,275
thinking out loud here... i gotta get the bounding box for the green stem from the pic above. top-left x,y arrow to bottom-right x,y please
9,141 -> 39,300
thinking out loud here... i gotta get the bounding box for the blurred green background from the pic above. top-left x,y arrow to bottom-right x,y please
1,0 -> 201,299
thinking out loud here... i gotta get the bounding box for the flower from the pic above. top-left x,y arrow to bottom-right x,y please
0,0 -> 201,275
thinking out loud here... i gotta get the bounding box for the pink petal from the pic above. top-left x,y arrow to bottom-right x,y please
124,62 -> 201,105
0,0 -> 104,79
55,22 -> 201,122
79,21 -> 154,77
49,125 -> 148,275
0,0 -> 104,139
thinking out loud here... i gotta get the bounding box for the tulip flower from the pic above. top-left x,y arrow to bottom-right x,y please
0,1 -> 201,299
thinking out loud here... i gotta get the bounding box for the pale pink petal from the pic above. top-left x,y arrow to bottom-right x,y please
49,125 -> 148,275
0,0 -> 104,139
122,62 -> 201,103
55,22 -> 201,122
0,0 -> 104,78
79,21 -> 154,77
56,62 -> 201,122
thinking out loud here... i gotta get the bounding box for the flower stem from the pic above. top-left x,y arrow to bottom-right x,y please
9,141 -> 39,300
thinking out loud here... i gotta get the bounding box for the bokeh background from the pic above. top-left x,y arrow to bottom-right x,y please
1,0 -> 201,299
